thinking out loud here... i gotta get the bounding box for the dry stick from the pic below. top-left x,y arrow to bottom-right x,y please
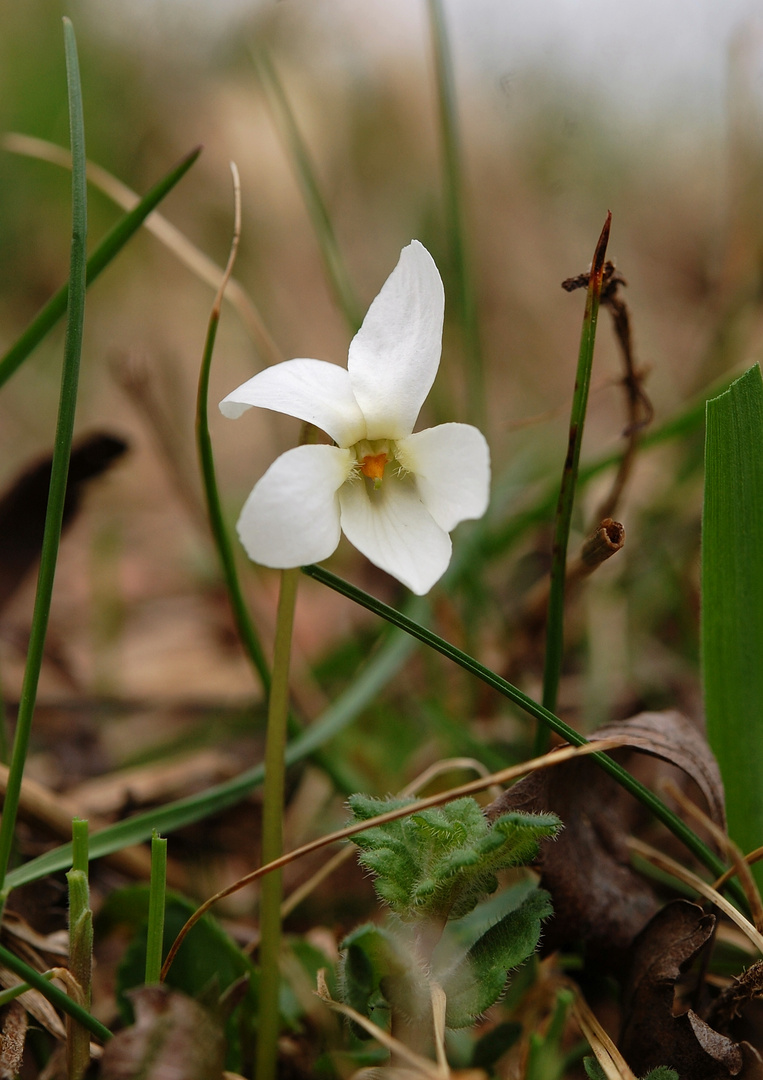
522,516 -> 625,628
713,844 -> 763,895
315,971 -> 445,1079
160,738 -> 625,981
561,263 -> 654,523
628,836 -> 763,956
661,777 -> 763,930
2,133 -> 283,368
568,986 -> 637,1080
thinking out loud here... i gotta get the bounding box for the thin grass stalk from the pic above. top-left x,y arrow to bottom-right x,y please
251,48 -> 363,332
0,146 -> 200,389
196,164 -> 271,693
66,819 -> 92,1080
0,20 -> 88,895
256,567 -> 299,1080
538,213 -> 611,750
426,0 -> 485,430
301,562 -> 743,906
145,831 -> 168,985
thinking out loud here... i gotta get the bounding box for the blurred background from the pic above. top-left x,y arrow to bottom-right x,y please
0,0 -> 762,802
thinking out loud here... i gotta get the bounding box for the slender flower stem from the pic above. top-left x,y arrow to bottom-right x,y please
537,213 -> 611,754
256,567 -> 299,1080
0,19 -> 87,894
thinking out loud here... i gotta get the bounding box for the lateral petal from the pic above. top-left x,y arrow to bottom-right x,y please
219,358 -> 366,447
347,241 -> 444,441
396,423 -> 491,532
237,444 -> 353,567
338,474 -> 452,595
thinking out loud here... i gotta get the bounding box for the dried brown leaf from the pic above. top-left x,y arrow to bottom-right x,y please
0,433 -> 127,614
621,900 -> 762,1079
485,711 -> 727,968
594,711 -> 726,832
99,986 -> 226,1080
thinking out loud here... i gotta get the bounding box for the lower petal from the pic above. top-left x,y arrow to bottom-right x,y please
237,444 -> 353,568
339,474 -> 451,595
396,423 -> 490,532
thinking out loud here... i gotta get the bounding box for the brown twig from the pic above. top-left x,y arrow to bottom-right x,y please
521,517 -> 625,629
563,262 -> 653,520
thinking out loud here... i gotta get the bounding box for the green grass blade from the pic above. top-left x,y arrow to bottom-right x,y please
196,177 -> 271,695
4,621 -> 418,890
426,0 -> 485,429
251,48 -> 362,331
0,942 -> 110,1043
702,363 -> 763,887
0,19 -> 88,894
0,145 -> 201,389
540,213 -> 611,738
145,832 -> 168,985
302,563 -> 739,899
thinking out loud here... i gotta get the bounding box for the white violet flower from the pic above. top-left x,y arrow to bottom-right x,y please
219,240 -> 490,595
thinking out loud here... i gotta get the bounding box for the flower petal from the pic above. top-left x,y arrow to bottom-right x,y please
237,444 -> 353,567
347,241 -> 445,441
396,423 -> 490,532
219,358 -> 366,447
339,474 -> 451,595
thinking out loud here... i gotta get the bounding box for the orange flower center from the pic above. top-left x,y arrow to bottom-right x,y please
360,452 -> 388,483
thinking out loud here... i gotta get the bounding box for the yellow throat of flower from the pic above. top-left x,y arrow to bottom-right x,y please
361,452 -> 388,489
354,439 -> 392,491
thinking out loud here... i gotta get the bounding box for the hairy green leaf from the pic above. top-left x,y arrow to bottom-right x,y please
348,794 -> 560,923
339,923 -> 429,1034
439,887 -> 553,1027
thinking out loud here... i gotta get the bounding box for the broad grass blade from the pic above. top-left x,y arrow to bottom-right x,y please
702,363 -> 763,887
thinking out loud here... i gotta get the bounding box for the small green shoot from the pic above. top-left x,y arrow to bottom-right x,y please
67,818 -> 93,1080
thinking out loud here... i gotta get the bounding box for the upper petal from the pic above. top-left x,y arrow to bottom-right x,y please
237,444 -> 353,568
396,423 -> 491,532
347,241 -> 445,441
338,473 -> 452,595
219,358 -> 366,447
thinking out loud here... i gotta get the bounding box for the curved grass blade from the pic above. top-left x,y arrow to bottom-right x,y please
196,165 -> 270,693
427,0 -> 484,429
4,621 -> 418,890
302,562 -> 740,902
0,18 -> 88,894
251,48 -> 363,332
702,363 -> 763,889
0,943 -> 111,1044
0,145 -> 201,389
540,212 -> 611,740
